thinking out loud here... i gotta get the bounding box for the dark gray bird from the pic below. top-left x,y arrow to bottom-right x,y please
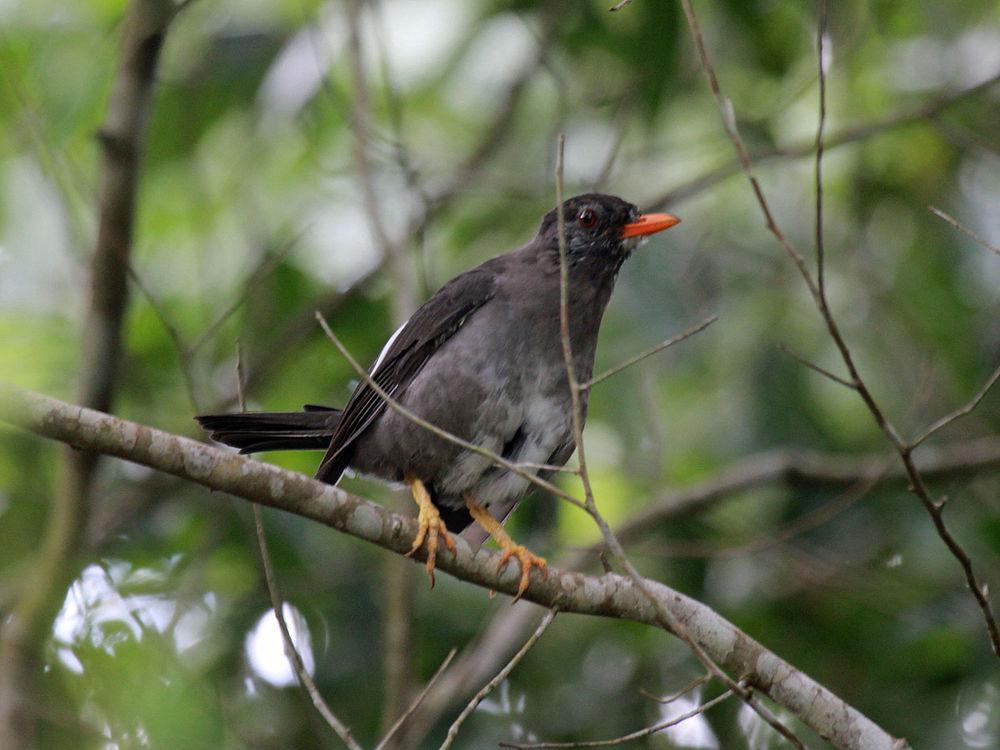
197,194 -> 679,596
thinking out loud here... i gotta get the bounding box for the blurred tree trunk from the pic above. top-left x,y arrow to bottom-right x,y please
0,2 -> 174,746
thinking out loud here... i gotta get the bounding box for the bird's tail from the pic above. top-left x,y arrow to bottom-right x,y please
195,405 -> 341,454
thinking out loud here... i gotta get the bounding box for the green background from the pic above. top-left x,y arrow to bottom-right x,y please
1,0 -> 998,747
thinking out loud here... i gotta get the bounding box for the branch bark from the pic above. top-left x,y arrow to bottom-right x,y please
0,384 -> 911,750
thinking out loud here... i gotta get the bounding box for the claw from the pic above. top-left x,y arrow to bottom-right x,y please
498,544 -> 548,601
405,476 -> 455,587
464,493 -> 547,601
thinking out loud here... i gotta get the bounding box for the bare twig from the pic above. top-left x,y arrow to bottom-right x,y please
929,206 -> 1000,257
612,436 -> 1000,548
644,71 -> 1000,212
640,672 -> 712,704
391,438 -> 999,745
235,339 -> 247,412
253,507 -> 364,750
236,263 -> 384,403
374,648 -> 457,750
627,462 -> 889,563
242,335 -> 362,749
513,461 -> 580,475
581,316 -> 718,390
909,362 -> 1000,450
815,0 -> 829,295
553,136 -> 807,750
591,96 -> 634,190
423,20 -> 555,212
779,344 -> 856,389
0,384 -> 915,750
678,0 -> 1000,657
440,610 -> 557,750
502,688 -> 734,748
344,9 -> 422,731
189,231 -> 304,355
346,0 -> 416,320
608,0 -> 634,12
126,263 -> 201,410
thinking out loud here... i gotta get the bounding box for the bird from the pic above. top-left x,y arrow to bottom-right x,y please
197,193 -> 679,598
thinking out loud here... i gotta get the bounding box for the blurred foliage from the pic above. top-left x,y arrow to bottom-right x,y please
1,0 -> 999,748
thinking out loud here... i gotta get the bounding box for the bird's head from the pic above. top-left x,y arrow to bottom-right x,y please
536,193 -> 680,275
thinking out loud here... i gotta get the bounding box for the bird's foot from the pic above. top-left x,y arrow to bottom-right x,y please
464,493 -> 547,600
496,541 -> 548,601
405,476 -> 456,587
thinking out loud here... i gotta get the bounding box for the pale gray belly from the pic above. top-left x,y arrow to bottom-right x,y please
349,312 -> 581,511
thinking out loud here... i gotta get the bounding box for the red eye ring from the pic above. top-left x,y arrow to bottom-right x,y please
578,208 -> 597,228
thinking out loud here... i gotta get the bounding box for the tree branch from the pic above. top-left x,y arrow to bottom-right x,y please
678,0 -> 1000,657
644,71 -> 1000,212
0,383 -> 910,750
254,506 -> 364,750
440,610 -> 557,750
502,688 -> 734,748
929,205 -> 1000,258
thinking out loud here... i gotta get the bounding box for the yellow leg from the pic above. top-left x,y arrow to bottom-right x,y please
464,494 -> 547,600
405,475 -> 456,587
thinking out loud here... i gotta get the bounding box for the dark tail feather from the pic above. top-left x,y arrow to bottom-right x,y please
196,406 -> 341,454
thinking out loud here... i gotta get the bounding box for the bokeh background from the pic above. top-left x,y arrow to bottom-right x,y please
1,0 -> 998,748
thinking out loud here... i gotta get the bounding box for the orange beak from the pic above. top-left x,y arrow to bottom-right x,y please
620,213 -> 681,239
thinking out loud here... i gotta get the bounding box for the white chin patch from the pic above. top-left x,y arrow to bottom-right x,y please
621,236 -> 646,253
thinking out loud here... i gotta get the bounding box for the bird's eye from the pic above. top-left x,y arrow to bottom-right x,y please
578,208 -> 597,228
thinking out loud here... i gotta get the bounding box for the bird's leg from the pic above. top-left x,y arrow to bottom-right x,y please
404,475 -> 456,587
464,494 -> 547,600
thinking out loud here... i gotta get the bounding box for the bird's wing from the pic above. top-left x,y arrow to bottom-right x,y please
315,260 -> 501,484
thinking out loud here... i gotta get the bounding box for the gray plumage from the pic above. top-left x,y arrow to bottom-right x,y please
198,194 -> 652,547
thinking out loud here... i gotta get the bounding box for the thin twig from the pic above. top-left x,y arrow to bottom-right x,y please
778,344 -> 856,389
909,362 -> 1000,450
235,263 -> 384,404
626,461 -> 888,560
554,136 -> 806,750
609,437 -> 1000,549
591,95 -> 633,190
439,610 -> 558,750
383,436 -> 999,748
640,672 -> 712,704
345,8 -> 421,733
253,507 -> 364,750
126,264 -> 201,410
346,0 -> 416,321
513,461 -> 580,475
929,206 -> 1000,257
815,0 -> 829,295
374,648 -> 457,750
235,338 -> 247,412
189,230 -> 303,355
678,0 -> 1000,656
608,0 -> 634,12
314,311 -> 588,512
423,20 -> 555,212
241,334 -> 363,749
644,71 -> 1000,212
502,688 -> 734,748
582,316 -> 718,390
